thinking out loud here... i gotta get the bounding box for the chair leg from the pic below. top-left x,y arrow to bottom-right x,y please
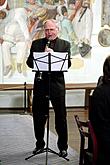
79,136 -> 85,165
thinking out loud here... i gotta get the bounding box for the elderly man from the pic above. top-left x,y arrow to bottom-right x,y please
26,19 -> 71,157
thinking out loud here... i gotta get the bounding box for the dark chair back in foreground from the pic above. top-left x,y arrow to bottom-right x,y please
74,115 -> 98,165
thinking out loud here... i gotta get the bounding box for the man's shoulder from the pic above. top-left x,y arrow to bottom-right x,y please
57,38 -> 70,45
93,83 -> 109,96
33,38 -> 45,42
32,38 -> 45,45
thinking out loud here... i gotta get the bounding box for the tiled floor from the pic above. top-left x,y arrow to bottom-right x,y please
0,114 -> 79,165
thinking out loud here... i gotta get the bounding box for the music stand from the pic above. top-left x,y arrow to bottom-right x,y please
25,52 -> 69,164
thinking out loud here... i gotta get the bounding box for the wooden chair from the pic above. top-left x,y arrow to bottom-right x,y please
74,115 -> 98,165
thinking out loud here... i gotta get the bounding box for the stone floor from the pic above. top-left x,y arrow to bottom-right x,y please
0,114 -> 79,165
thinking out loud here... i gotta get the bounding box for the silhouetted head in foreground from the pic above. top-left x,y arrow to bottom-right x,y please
103,56 -> 110,83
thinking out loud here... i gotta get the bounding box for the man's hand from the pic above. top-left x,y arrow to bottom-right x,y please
45,47 -> 54,53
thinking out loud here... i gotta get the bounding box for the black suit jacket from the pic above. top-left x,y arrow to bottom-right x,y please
26,37 -> 71,98
90,82 -> 110,140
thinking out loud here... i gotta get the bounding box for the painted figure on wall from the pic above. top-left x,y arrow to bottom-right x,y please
58,5 -> 78,55
0,0 -> 31,76
0,0 -> 9,46
26,0 -> 57,40
98,0 -> 110,47
101,0 -> 110,27
69,0 -> 93,57
0,0 -> 10,79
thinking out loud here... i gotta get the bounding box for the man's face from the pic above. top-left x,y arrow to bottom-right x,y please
44,20 -> 59,40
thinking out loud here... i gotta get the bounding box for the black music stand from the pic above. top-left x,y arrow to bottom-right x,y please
25,52 -> 69,164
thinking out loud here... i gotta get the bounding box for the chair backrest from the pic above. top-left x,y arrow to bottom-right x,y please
74,115 -> 98,165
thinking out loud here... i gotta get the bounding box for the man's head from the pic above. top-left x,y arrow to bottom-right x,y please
103,56 -> 110,83
44,19 -> 59,40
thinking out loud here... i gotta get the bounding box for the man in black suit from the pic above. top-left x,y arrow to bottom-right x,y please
26,19 -> 71,157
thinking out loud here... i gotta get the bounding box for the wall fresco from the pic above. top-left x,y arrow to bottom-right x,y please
101,0 -> 110,27
0,0 -> 93,81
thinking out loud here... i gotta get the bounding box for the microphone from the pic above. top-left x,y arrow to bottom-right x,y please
46,40 -> 50,49
47,40 -> 50,46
